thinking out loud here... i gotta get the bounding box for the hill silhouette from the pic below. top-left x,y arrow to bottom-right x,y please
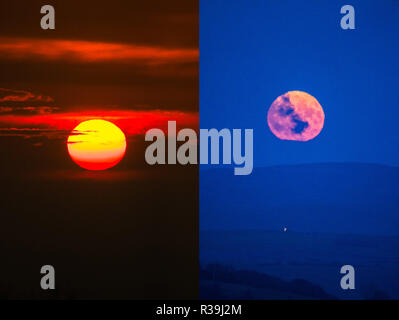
200,264 -> 336,299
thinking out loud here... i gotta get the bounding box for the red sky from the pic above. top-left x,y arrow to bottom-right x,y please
0,0 -> 198,152
0,37 -> 198,64
0,0 -> 199,300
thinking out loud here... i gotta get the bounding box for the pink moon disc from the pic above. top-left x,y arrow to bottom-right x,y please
267,91 -> 325,141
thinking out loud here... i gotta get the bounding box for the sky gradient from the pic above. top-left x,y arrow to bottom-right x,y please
200,0 -> 399,167
0,0 -> 198,161
0,0 -> 199,299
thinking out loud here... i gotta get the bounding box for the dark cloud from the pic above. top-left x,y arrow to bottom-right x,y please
0,106 -> 59,115
0,87 -> 53,103
0,62 -> 197,111
0,127 -> 70,139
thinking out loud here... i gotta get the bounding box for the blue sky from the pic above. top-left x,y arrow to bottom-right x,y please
200,0 -> 399,167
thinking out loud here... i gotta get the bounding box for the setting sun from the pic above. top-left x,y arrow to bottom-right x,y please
67,119 -> 127,170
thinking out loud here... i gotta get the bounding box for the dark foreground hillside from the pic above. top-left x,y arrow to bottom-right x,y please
200,263 -> 336,299
200,230 -> 399,299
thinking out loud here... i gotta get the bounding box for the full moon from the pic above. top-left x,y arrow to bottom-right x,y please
267,91 -> 325,141
67,119 -> 127,170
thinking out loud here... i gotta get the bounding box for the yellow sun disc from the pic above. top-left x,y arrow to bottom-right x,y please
67,119 -> 127,170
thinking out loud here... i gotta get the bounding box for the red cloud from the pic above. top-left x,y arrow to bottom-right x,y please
0,37 -> 198,65
0,88 -> 54,103
0,109 -> 198,139
0,127 -> 70,140
0,106 -> 59,115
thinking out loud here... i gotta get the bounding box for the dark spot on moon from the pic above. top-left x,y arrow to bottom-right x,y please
291,114 -> 309,134
285,107 -> 294,115
278,106 -> 294,117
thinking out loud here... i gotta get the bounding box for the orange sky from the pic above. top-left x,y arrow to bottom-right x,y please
0,109 -> 198,140
0,0 -> 198,175
0,37 -> 198,65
